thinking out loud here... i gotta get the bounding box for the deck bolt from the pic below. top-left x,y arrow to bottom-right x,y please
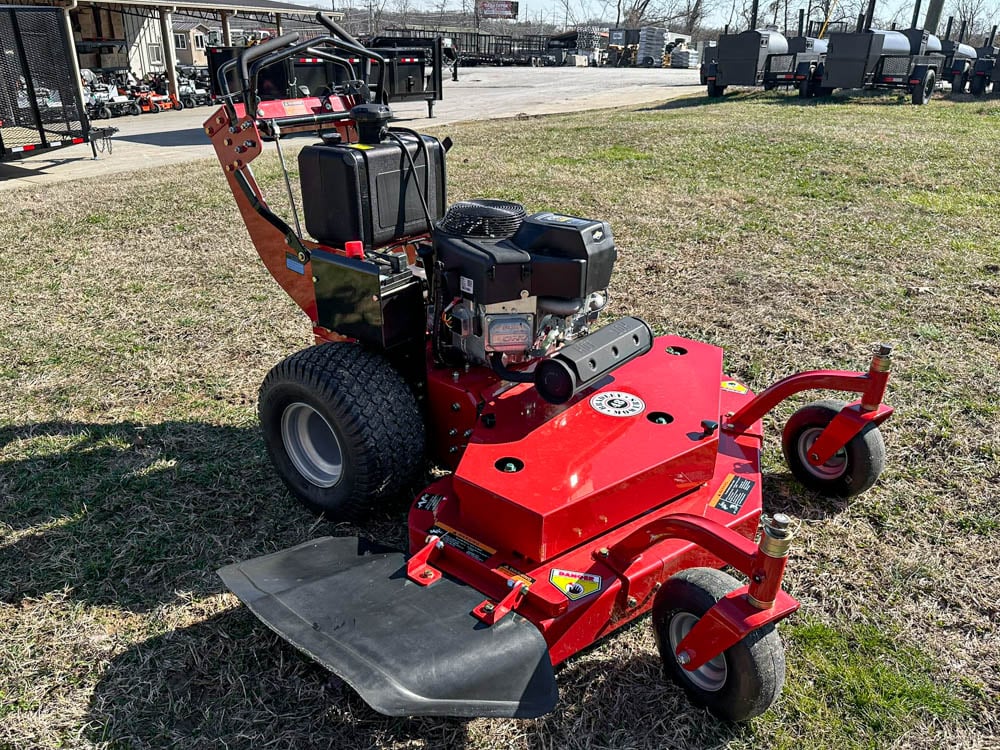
627,596 -> 638,608
451,402 -> 461,412
463,429 -> 473,438
483,603 -> 495,612
420,569 -> 434,579
311,276 -> 318,283
677,650 -> 691,666
449,446 -> 459,454
723,422 -> 734,430
652,582 -> 662,592
598,547 -> 609,558
448,428 -> 458,436
810,452 -> 820,461
452,370 -> 460,382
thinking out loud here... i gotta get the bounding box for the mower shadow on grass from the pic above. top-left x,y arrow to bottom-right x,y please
0,420 -> 372,612
85,608 -> 750,749
85,608 -> 476,750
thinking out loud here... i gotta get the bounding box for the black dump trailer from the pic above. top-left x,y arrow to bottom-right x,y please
208,37 -> 445,117
0,5 -> 89,162
966,25 -> 998,95
804,0 -> 947,104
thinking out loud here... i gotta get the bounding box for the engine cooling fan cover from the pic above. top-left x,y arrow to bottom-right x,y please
439,199 -> 527,238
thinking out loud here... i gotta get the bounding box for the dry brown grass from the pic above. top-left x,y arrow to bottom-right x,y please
2,91 -> 999,749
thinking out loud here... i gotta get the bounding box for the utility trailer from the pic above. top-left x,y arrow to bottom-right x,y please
965,26 -> 998,96
209,39 -> 445,117
761,10 -> 829,92
0,5 -> 90,162
802,0 -> 946,104
702,0 -> 790,96
938,17 -> 980,91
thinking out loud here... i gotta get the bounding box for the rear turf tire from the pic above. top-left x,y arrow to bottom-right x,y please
259,342 -> 425,520
653,568 -> 785,722
781,399 -> 886,497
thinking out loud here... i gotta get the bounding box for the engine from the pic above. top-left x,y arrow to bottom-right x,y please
299,105 -> 652,404
432,200 -> 615,367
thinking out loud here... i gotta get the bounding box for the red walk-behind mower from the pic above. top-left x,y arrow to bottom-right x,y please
207,14 -> 894,723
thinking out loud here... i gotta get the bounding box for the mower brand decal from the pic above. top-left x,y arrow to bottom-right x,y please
429,523 -> 495,563
281,99 -> 309,116
590,391 -> 645,417
460,276 -> 474,294
549,569 -> 601,601
497,564 -> 535,588
721,380 -> 749,394
416,493 -> 445,512
285,253 -> 305,275
709,474 -> 755,515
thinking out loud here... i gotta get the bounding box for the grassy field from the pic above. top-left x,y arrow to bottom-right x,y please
2,90 -> 999,750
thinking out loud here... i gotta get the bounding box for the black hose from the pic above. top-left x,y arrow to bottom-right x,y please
489,353 -> 535,383
385,131 -> 433,228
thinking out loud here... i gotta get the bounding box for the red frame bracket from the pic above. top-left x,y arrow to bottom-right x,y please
675,588 -> 800,671
805,401 -> 893,465
472,581 -> 525,625
406,535 -> 444,586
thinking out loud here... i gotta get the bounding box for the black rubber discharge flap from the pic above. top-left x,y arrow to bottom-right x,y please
219,536 -> 559,718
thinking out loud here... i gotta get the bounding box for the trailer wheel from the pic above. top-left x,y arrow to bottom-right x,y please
912,68 -> 935,105
259,342 -> 426,520
706,81 -> 725,97
653,568 -> 785,722
763,80 -> 776,91
782,399 -> 886,497
797,78 -> 812,98
970,75 -> 987,97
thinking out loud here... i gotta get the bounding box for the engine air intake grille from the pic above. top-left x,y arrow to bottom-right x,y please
439,199 -> 527,238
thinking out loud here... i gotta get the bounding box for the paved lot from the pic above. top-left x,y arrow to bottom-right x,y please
0,66 -> 699,189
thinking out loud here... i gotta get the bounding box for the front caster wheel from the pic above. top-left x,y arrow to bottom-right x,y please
782,399 -> 886,497
653,568 -> 786,722
259,342 -> 426,520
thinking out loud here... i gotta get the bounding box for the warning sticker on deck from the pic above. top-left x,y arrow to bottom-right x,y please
709,474 -> 755,515
549,569 -> 602,601
497,564 -> 535,589
416,493 -> 445,512
429,523 -> 495,563
721,380 -> 749,394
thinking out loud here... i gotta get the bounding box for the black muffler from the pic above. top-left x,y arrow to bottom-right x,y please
534,316 -> 653,404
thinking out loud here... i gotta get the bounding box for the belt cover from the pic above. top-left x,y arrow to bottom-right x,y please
218,536 -> 558,718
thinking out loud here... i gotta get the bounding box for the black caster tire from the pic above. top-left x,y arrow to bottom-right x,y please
782,398 -> 886,497
183,97 -> 196,109
98,106 -> 112,120
129,102 -> 141,116
653,568 -> 785,722
259,342 -> 425,520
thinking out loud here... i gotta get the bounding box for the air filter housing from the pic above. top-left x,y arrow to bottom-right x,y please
439,199 -> 527,238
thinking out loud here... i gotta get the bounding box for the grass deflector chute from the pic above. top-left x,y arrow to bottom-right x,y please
207,14 -> 894,723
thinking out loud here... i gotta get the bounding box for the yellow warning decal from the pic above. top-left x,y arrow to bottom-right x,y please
347,143 -> 374,150
721,380 -> 749,394
709,473 -> 755,515
549,569 -> 602,601
497,564 -> 535,588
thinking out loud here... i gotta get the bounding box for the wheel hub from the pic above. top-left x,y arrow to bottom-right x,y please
668,612 -> 727,692
797,426 -> 848,479
280,402 -> 344,488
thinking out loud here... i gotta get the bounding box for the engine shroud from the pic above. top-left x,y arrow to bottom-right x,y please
434,209 -> 616,306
